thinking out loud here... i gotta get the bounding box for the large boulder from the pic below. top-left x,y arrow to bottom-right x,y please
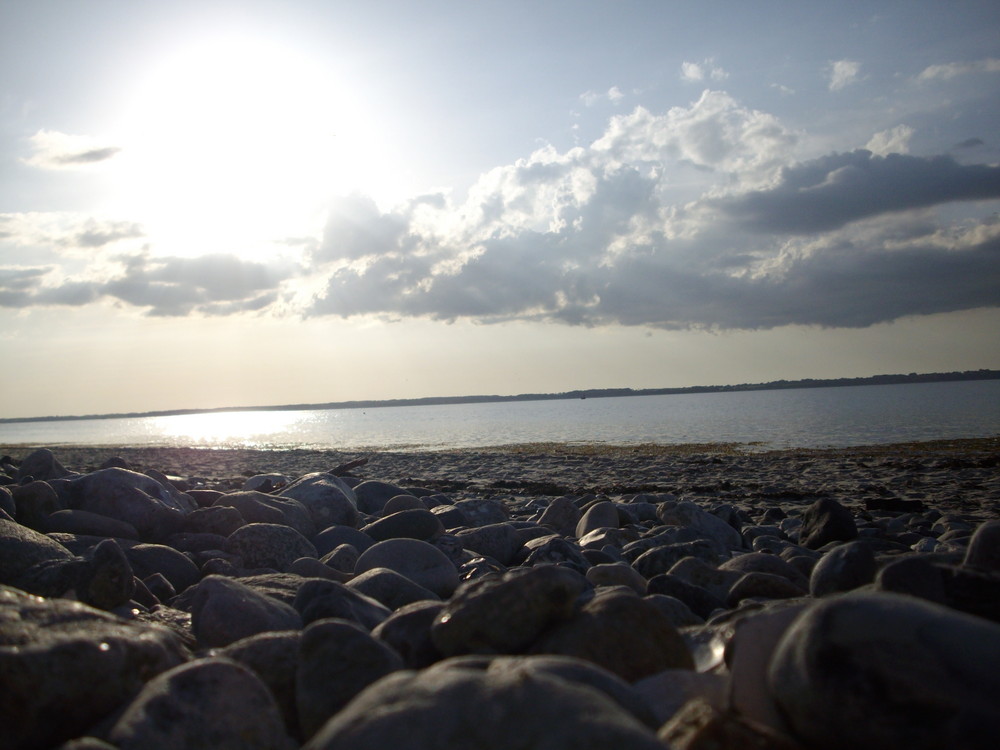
529,588 -> 694,681
302,660 -> 665,750
0,585 -> 189,750
296,619 -> 404,739
769,591 -> 1000,750
225,523 -> 317,572
108,657 -> 295,750
187,575 -> 302,648
431,565 -> 586,657
281,473 -> 359,528
355,538 -> 459,598
64,468 -> 196,541
212,491 -> 314,538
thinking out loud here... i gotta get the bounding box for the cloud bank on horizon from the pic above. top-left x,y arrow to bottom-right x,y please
2,15 -> 1000,332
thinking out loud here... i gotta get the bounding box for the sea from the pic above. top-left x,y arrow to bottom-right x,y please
2,379 -> 998,452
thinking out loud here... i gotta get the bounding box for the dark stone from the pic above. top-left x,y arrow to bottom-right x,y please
108,657 -> 295,750
964,519 -> 1000,572
632,540 -> 721,579
225,523 -> 317,573
529,589 -> 694,681
279,473 -> 359,530
769,591 -> 1000,750
646,574 -> 725,619
213,491 -> 314,538
431,565 -> 586,657
371,600 -> 446,669
313,525 -> 375,557
295,619 -> 403,739
188,575 -> 302,647
0,585 -> 189,750
353,480 -> 409,515
347,567 -> 441,609
292,578 -> 391,629
798,498 -> 858,549
455,522 -> 524,565
44,509 -> 139,539
361,508 -> 444,542
354,538 -> 459,597
183,505 -> 245,537
16,448 -> 72,482
218,631 -> 303,741
10,480 -> 65,530
124,543 -> 201,594
810,540 -> 877,596
301,660 -> 664,750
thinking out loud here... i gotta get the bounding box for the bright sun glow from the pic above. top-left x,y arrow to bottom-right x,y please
107,32 -> 392,260
152,409 -> 310,447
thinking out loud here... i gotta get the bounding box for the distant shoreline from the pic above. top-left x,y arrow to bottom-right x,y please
2,368 -> 998,425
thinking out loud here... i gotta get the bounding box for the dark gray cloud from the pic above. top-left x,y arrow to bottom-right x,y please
954,138 -> 985,150
0,252 -> 292,316
714,151 -> 1000,234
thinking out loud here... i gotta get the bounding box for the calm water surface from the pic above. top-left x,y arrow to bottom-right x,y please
2,380 -> 998,451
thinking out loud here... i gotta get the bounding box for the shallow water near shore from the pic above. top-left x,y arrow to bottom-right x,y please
2,379 -> 999,451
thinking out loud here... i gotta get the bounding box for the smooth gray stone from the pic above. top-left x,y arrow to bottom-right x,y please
302,661 -> 665,750
453,497 -> 509,527
16,448 -> 72,482
646,574 -> 725,619
45,509 -> 139,539
218,631 -> 303,742
296,619 -> 404,739
382,494 -> 426,513
719,551 -> 810,590
225,523 -> 317,572
347,567 -> 440,609
279,473 -> 358,530
313,525 -> 374,557
576,501 -> 620,537
964,519 -> 1000,572
188,575 -> 302,648
65,468 -> 196,542
769,591 -> 1000,750
352,480 -> 408,515
810,540 -> 877,596
643,593 -> 705,627
431,565 -> 586,657
355,538 -> 459,598
656,501 -> 743,550
798,497 -> 858,549
371,600 -> 446,669
454,522 -> 523,565
361,508 -> 444,542
528,588 -> 694,682
125,543 -> 201,594
109,657 -> 295,750
537,496 -> 582,536
292,578 -> 392,629
182,505 -> 245,537
11,480 -> 66,530
0,585 -> 189,750
213,491 -> 314,538
632,540 -> 721,579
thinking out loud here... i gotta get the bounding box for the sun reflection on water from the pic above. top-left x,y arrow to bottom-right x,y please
149,410 -> 312,448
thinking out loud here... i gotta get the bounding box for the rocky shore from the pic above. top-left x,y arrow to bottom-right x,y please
1,439 -> 998,749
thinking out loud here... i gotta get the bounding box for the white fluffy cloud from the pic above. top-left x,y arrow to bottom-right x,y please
680,59 -> 729,83
865,125 -> 915,156
827,59 -> 862,91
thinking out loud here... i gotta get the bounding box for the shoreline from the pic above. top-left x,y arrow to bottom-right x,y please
4,437 -> 997,520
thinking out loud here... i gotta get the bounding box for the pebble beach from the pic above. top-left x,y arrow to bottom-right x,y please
1,438 -> 999,749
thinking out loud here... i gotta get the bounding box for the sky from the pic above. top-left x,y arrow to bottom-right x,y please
1,0 -> 999,419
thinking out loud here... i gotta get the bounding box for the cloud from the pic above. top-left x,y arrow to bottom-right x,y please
305,108 -> 1000,331
0,251 -> 294,316
827,59 -> 862,91
954,138 -> 985,150
6,91 -> 1000,332
680,59 -> 729,83
22,130 -> 122,169
580,86 -> 626,106
918,58 -> 1000,81
714,151 -> 1000,234
865,125 -> 914,156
